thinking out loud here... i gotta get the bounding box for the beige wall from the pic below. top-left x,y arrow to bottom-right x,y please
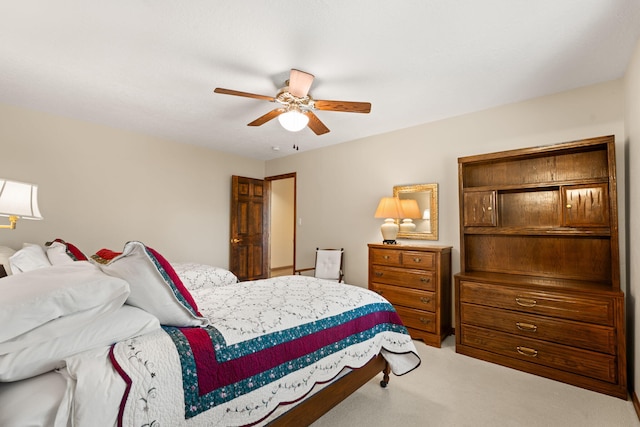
0,103 -> 264,266
267,79 -> 627,290
625,37 -> 640,395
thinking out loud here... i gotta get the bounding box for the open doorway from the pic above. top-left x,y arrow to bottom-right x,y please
266,173 -> 296,277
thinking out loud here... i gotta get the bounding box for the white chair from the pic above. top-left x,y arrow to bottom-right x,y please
295,248 -> 344,282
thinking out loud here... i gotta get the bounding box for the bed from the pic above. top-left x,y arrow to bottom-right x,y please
0,240 -> 421,426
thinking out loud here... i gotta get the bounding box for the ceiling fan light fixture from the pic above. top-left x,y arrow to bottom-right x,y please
278,108 -> 309,132
214,68 -> 371,136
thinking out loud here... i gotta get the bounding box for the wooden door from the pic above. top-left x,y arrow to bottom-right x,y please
230,175 -> 268,281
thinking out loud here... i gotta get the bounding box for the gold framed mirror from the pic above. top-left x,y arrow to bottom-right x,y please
393,183 -> 438,240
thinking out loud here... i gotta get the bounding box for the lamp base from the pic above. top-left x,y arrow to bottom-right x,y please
382,240 -> 398,245
399,218 -> 416,232
380,218 -> 399,244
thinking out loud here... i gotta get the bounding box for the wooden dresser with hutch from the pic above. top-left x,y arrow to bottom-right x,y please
454,135 -> 626,398
368,243 -> 452,348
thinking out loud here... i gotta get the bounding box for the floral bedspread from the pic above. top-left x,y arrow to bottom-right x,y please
110,276 -> 420,427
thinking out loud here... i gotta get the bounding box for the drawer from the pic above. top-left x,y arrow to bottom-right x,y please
371,283 -> 436,312
370,248 -> 402,266
459,281 -> 614,326
402,251 -> 435,270
461,303 -> 616,354
460,324 -> 617,383
395,306 -> 436,333
371,266 -> 435,291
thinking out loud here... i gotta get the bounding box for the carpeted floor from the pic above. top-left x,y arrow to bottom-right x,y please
311,335 -> 640,426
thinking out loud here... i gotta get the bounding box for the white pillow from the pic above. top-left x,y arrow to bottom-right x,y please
45,241 -> 76,265
0,305 -> 160,381
0,246 -> 16,275
94,241 -> 208,327
45,239 -> 89,265
0,261 -> 130,351
171,262 -> 239,290
8,243 -> 51,274
0,371 -> 68,427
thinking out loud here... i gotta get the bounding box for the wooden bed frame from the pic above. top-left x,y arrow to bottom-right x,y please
267,354 -> 390,426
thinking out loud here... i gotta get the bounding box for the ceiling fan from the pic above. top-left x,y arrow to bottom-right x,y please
214,69 -> 371,135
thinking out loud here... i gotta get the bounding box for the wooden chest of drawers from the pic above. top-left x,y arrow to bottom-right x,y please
368,244 -> 452,347
455,275 -> 626,398
455,137 -> 626,399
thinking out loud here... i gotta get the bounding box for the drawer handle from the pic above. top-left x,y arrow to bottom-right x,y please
515,297 -> 537,307
420,277 -> 431,283
516,322 -> 538,332
516,346 -> 538,357
374,272 -> 383,277
413,257 -> 422,263
383,255 -> 390,260
566,204 -> 572,209
420,297 -> 431,304
419,317 -> 431,325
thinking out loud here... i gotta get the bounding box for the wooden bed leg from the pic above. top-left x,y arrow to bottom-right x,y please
379,361 -> 390,388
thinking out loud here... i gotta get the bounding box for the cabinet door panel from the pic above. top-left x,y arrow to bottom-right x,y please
562,183 -> 609,227
463,191 -> 496,226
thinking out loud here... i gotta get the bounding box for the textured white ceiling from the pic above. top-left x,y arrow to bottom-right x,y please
1,1 -> 639,160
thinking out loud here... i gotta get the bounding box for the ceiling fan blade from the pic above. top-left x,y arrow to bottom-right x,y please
314,100 -> 371,113
303,111 -> 330,135
214,88 -> 275,102
247,108 -> 284,126
288,69 -> 314,98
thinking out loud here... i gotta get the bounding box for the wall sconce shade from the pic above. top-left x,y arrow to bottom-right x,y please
0,179 -> 43,229
278,106 -> 309,132
374,197 -> 405,244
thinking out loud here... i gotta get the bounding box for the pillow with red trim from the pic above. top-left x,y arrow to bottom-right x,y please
94,241 -> 208,327
45,239 -> 88,265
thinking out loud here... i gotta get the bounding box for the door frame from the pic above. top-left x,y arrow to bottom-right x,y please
265,172 -> 296,277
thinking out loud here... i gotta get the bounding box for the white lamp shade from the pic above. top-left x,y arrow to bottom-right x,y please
0,179 -> 43,220
374,197 -> 404,219
278,110 -> 309,132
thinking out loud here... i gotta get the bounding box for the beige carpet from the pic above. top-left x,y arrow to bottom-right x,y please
312,336 -> 639,427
